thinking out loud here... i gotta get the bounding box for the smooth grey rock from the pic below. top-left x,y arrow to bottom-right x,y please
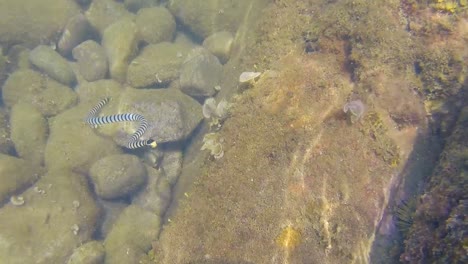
67,241 -> 105,264
58,14 -> 92,56
104,205 -> 160,264
29,45 -> 76,86
2,69 -> 78,116
124,0 -> 160,13
85,0 -> 134,35
136,7 -> 176,44
10,103 -> 48,166
0,0 -> 80,48
179,47 -> 222,97
72,40 -> 108,81
0,169 -> 100,263
0,154 -> 38,203
113,88 -> 203,143
102,17 -> 138,83
132,165 -> 171,216
127,42 -> 190,87
202,31 -> 234,64
90,154 -> 147,199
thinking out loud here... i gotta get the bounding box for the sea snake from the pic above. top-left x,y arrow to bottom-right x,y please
85,98 -> 157,149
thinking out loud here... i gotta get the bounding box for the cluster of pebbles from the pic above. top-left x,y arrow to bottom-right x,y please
0,0 -> 253,263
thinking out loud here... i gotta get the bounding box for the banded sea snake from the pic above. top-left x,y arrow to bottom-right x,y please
85,98 -> 157,149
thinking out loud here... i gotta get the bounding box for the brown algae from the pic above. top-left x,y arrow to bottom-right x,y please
276,226 -> 302,250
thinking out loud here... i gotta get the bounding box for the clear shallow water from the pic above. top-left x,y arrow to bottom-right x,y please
0,0 -> 466,263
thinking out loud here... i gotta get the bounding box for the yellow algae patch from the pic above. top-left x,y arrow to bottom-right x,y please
276,226 -> 302,250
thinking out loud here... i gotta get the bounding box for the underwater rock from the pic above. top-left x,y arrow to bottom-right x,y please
104,205 -> 160,264
67,240 -> 105,264
29,45 -> 77,86
179,47 -> 223,97
0,154 -> 38,203
72,40 -> 108,82
0,108 -> 13,154
132,165 -> 171,216
44,103 -> 122,172
89,154 -> 147,200
85,0 -> 134,36
0,0 -> 80,48
102,17 -> 138,83
136,7 -> 176,44
0,169 -> 100,263
239,71 -> 262,83
2,69 -> 78,117
58,14 -> 92,56
168,0 -> 252,39
203,31 -> 234,64
127,42 -> 190,87
124,0 -> 160,13
75,79 -> 124,103
10,102 -> 48,166
160,149 -> 183,186
113,88 -> 203,143
98,200 -> 128,238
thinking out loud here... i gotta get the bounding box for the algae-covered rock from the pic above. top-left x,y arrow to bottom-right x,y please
89,154 -> 147,199
0,108 -> 13,154
0,169 -> 100,264
104,205 -> 160,264
101,88 -> 203,144
0,154 -> 38,203
202,31 -> 234,64
44,103 -> 122,172
132,165 -> 171,216
127,42 -> 190,87
10,103 -> 48,166
136,7 -> 176,44
99,200 -> 128,237
85,0 -> 134,35
67,240 -> 105,264
72,40 -> 108,82
168,0 -> 252,39
160,149 -> 183,186
58,14 -> 93,56
29,45 -> 77,86
179,47 -> 222,97
2,69 -> 78,116
102,17 -> 139,83
124,0 -> 160,12
75,79 -> 124,103
0,0 -> 80,48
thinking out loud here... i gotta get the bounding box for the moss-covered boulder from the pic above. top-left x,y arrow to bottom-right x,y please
72,40 -> 108,82
203,31 -> 234,64
85,0 -> 134,35
0,108 -> 13,154
104,205 -> 160,264
75,79 -> 124,103
10,103 -> 48,166
124,0 -> 160,13
136,7 -> 176,44
127,42 -> 190,87
0,169 -> 100,263
132,165 -> 171,216
2,69 -> 78,116
89,154 -> 147,199
0,154 -> 38,203
168,0 -> 252,39
102,17 -> 139,83
29,45 -> 77,86
67,240 -> 105,264
44,103 -> 122,172
0,0 -> 80,48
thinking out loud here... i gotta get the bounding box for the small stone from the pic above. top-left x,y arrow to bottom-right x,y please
10,195 -> 25,206
29,45 -> 77,86
239,71 -> 261,83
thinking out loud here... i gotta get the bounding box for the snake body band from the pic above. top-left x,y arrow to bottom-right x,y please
85,98 -> 157,149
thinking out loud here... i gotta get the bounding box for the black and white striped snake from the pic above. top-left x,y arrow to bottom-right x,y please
85,98 -> 157,149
